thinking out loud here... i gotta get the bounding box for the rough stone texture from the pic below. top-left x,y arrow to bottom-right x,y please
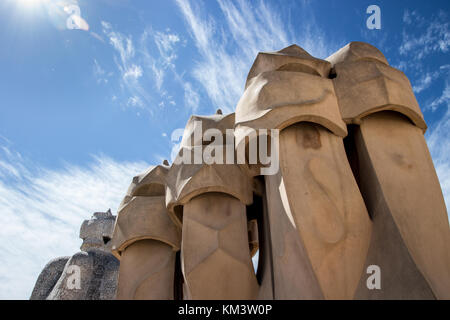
111,196 -> 181,257
329,41 -> 450,299
246,44 -> 331,87
182,193 -> 259,299
116,240 -> 176,299
277,122 -> 371,299
30,210 -> 119,300
80,209 -> 116,252
112,164 -> 181,300
30,256 -> 70,300
33,41 -> 450,300
235,44 -> 347,153
166,112 -> 253,228
47,249 -> 119,300
108,42 -> 449,300
118,163 -> 169,212
237,43 -> 372,299
350,112 -> 449,299
265,171 -> 323,299
167,112 -> 258,299
326,42 -> 426,130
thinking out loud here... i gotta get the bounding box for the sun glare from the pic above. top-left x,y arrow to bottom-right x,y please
16,0 -> 44,8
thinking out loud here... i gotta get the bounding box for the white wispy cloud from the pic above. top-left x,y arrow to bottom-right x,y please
426,94 -> 450,211
140,28 -> 182,92
139,27 -> 202,113
183,82 -> 200,113
123,64 -> 143,80
127,95 -> 144,108
90,31 -> 105,43
399,10 -> 450,60
101,21 -> 153,111
98,17 -> 203,115
415,64 -> 450,111
429,80 -> 450,112
93,59 -> 105,77
0,143 -> 148,299
394,9 -> 450,212
396,9 -> 450,115
150,63 -> 165,91
175,0 -> 336,113
153,30 -> 181,66
413,71 -> 440,93
403,9 -> 426,26
92,59 -> 112,84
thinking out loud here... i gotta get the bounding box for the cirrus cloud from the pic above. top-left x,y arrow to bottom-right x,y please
0,142 -> 149,299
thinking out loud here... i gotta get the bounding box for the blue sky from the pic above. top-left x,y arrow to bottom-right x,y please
0,0 -> 449,299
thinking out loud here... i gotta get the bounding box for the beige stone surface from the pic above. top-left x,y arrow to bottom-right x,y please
246,44 -> 331,87
118,163 -> 169,211
236,71 -> 347,138
327,41 -> 426,130
236,65 -> 347,147
350,119 -> 436,299
235,44 -> 372,299
179,112 -> 235,147
264,171 -> 323,299
181,193 -> 259,299
166,112 -> 253,227
111,163 -> 181,300
278,122 -> 372,299
326,41 -> 389,66
100,42 -> 450,301
165,113 -> 258,299
166,160 -> 253,227
111,196 -> 181,258
116,240 -> 176,299
350,112 -> 450,299
329,41 -> 450,299
234,45 -> 347,180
